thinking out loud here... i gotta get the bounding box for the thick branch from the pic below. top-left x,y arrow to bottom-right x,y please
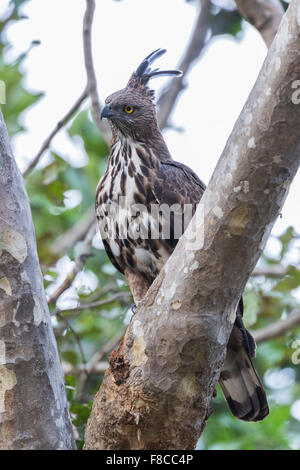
0,110 -> 75,449
157,0 -> 211,130
235,0 -> 284,48
253,310 -> 300,344
84,0 -> 300,450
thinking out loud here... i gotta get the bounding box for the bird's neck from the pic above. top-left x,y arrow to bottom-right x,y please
110,126 -> 172,165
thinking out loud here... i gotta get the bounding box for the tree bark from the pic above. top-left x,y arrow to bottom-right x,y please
0,111 -> 75,449
235,0 -> 284,48
84,0 -> 300,450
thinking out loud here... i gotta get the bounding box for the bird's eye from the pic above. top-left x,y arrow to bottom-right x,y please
123,105 -> 134,114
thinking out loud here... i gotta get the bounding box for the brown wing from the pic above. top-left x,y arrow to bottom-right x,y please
150,160 -> 206,251
152,160 -> 206,207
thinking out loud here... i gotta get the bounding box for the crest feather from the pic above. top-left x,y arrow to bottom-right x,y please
127,49 -> 182,98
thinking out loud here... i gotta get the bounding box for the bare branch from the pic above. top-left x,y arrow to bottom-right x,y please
56,312 -> 88,366
63,360 -> 108,375
253,310 -> 300,344
53,292 -> 131,319
67,326 -> 127,399
50,208 -> 96,256
22,88 -> 88,177
235,0 -> 284,48
157,0 -> 211,130
85,326 -> 127,374
83,0 -> 110,141
47,223 -> 96,305
252,264 -> 292,278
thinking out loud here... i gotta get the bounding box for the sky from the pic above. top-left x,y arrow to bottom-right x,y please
2,0 -> 300,262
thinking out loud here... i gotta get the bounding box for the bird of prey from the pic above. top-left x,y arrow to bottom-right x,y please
96,49 -> 269,422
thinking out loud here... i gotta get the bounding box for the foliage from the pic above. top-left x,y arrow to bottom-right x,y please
1,0 -> 299,451
0,0 -> 42,135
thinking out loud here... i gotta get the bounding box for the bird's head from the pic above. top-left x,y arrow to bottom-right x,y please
101,49 -> 182,140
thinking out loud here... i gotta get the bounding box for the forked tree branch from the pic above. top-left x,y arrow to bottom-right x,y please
84,1 -> 300,450
157,0 -> 211,130
235,0 -> 284,48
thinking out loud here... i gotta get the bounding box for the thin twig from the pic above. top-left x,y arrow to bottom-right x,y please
251,265 -> 293,278
82,282 -> 120,303
50,208 -> 96,256
53,292 -> 131,319
83,0 -> 110,141
71,325 -> 127,399
63,360 -> 109,376
56,312 -> 88,369
47,223 -> 96,305
86,325 -> 127,372
23,88 -> 88,177
253,310 -> 300,344
157,0 -> 211,130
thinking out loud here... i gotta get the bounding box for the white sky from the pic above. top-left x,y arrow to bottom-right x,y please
3,0 -> 300,261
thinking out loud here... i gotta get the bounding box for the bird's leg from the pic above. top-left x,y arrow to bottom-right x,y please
131,302 -> 137,314
124,269 -> 151,311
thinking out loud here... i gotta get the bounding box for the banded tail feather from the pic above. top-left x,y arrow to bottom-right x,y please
219,325 -> 269,421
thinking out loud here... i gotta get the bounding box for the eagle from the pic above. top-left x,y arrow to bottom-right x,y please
95,49 -> 269,422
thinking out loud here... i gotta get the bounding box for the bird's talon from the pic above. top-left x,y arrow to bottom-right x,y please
131,302 -> 137,314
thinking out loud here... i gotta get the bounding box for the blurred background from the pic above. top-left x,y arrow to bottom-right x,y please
0,0 -> 299,450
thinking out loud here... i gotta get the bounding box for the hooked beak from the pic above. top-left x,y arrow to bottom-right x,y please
101,105 -> 113,120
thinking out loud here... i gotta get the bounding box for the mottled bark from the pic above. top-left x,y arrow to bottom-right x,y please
84,1 -> 300,450
235,0 -> 284,47
0,111 -> 75,449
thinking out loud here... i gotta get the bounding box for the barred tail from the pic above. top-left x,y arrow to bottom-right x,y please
219,325 -> 269,422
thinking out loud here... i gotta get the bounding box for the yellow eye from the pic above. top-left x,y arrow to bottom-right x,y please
123,105 -> 134,114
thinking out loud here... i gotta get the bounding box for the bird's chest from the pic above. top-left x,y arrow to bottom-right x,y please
95,141 -> 170,278
97,141 -> 146,213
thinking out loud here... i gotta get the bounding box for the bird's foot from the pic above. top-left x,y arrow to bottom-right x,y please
131,301 -> 141,314
131,302 -> 137,314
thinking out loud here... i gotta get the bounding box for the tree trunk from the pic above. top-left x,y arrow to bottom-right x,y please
84,0 -> 300,450
0,110 -> 75,449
